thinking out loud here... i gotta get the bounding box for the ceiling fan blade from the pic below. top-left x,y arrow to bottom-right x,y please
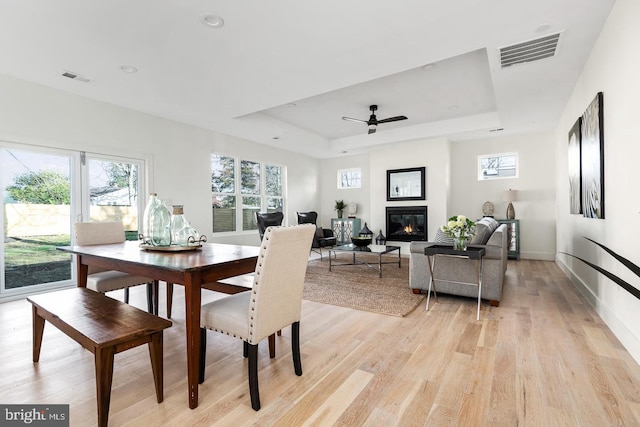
377,115 -> 408,124
342,116 -> 368,124
368,127 -> 377,135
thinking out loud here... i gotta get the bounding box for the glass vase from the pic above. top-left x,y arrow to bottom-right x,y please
146,195 -> 171,246
453,237 -> 468,251
171,205 -> 200,246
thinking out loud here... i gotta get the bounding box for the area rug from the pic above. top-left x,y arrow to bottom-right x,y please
303,257 -> 425,317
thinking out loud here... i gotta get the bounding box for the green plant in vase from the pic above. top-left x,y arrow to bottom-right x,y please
334,200 -> 346,219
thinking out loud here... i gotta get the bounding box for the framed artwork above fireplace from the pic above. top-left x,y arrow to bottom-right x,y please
386,167 -> 425,201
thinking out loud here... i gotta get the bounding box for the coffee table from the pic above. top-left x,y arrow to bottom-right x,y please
329,244 -> 401,277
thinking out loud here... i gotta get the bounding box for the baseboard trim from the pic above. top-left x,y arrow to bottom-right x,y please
556,256 -> 640,365
520,251 -> 555,261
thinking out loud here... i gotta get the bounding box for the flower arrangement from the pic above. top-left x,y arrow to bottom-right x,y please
440,215 -> 476,250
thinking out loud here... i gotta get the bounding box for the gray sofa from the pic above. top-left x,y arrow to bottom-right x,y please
409,217 -> 508,306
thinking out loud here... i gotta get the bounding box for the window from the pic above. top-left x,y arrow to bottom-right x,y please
337,168 -> 361,189
477,152 -> 518,180
211,154 -> 285,233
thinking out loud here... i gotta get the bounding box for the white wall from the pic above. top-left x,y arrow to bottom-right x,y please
450,132 -> 556,260
555,0 -> 640,362
318,153 -> 371,229
0,74 -> 319,247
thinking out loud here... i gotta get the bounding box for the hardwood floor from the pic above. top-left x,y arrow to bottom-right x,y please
2,259 -> 640,426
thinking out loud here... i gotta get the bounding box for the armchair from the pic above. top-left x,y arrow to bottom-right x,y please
296,211 -> 336,260
256,211 -> 284,240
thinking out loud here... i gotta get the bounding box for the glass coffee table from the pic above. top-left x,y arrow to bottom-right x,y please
328,244 -> 401,277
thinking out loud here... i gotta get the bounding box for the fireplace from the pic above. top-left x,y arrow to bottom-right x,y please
386,206 -> 428,242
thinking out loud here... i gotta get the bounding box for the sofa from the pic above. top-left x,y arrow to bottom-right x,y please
409,217 -> 508,306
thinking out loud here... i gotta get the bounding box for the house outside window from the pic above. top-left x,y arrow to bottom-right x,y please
337,168 -> 361,189
211,154 -> 284,233
477,152 -> 518,180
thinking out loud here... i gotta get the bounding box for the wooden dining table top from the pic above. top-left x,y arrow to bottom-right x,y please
58,240 -> 260,274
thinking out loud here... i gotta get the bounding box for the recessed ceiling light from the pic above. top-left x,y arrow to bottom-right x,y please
272,136 -> 280,140
420,63 -> 436,71
120,65 -> 138,74
200,13 -> 224,28
535,24 -> 551,33
448,105 -> 459,110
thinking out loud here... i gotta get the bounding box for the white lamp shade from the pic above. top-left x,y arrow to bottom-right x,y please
502,189 -> 518,202
347,202 -> 357,215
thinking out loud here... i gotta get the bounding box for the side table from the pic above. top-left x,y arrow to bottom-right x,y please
496,219 -> 520,259
424,244 -> 485,320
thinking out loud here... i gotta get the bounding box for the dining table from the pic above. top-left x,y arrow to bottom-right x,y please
57,240 -> 260,409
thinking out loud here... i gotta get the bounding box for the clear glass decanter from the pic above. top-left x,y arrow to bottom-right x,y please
148,195 -> 171,246
170,205 -> 199,246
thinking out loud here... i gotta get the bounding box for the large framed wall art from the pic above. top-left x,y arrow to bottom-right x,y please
568,117 -> 582,214
580,92 -> 604,219
567,92 -> 604,219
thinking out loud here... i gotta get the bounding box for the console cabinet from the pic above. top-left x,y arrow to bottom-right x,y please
497,219 -> 520,260
331,218 -> 361,244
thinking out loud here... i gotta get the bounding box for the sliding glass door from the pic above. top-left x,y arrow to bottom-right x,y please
1,146 -> 76,294
84,155 -> 143,239
1,144 -> 145,297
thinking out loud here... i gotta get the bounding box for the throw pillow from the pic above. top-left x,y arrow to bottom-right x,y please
434,228 -> 454,244
315,225 -> 325,239
482,217 -> 499,232
470,222 -> 490,244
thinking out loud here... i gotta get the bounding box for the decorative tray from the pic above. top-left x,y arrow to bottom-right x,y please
139,244 -> 202,252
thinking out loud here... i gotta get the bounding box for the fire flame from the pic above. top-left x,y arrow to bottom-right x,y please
404,225 -> 413,233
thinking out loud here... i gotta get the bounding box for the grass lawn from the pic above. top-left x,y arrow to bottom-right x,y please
4,235 -> 71,266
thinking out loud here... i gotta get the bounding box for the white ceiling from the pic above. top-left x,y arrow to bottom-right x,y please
0,0 -> 615,159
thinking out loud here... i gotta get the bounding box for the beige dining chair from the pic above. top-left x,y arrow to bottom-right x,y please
74,221 -> 159,314
198,223 -> 315,410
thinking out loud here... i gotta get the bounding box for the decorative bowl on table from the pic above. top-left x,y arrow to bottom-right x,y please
351,236 -> 372,247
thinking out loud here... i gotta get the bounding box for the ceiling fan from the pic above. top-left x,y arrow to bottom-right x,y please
342,104 -> 408,134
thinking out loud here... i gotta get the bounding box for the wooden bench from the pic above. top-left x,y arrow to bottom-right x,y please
27,287 -> 172,427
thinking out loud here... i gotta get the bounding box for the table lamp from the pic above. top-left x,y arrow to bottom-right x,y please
502,189 -> 518,219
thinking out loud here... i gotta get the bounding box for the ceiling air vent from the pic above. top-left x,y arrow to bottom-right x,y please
499,32 -> 562,68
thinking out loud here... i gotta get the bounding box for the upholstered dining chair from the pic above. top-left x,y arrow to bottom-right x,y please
296,211 -> 336,260
199,224 -> 315,410
255,211 -> 285,355
166,212 -> 286,321
74,221 -> 159,314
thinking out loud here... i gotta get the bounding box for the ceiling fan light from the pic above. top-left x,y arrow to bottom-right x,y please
368,123 -> 376,131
